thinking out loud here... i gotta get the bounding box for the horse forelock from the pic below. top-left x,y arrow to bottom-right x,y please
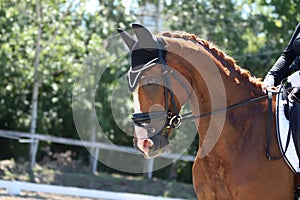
159,31 -> 262,89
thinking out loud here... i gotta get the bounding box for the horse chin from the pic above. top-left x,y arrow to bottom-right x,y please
143,145 -> 169,159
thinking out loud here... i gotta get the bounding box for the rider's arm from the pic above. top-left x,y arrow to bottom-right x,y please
264,23 -> 300,86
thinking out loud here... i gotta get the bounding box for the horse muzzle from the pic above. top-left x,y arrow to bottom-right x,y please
133,126 -> 170,158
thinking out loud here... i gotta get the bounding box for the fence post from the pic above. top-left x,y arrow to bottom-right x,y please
30,139 -> 39,168
143,158 -> 154,179
89,118 -> 97,173
92,147 -> 99,174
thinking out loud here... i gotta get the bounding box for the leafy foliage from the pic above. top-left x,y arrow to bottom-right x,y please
1,0 -> 300,183
164,0 -> 300,77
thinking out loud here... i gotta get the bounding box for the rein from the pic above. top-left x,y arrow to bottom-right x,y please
130,39 -> 281,161
132,91 -> 270,129
181,94 -> 268,121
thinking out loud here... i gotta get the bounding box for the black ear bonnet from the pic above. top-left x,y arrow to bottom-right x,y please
118,24 -> 167,92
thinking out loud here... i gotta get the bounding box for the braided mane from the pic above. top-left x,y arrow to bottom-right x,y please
160,31 -> 262,89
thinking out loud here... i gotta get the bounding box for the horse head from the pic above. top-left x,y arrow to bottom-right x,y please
118,24 -> 191,158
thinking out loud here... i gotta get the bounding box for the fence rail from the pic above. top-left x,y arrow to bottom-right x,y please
0,129 -> 195,178
0,180 -> 184,200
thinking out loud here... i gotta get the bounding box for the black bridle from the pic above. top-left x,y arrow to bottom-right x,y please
131,46 -> 190,135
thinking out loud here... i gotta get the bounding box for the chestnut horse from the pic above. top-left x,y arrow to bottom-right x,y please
118,24 -> 295,199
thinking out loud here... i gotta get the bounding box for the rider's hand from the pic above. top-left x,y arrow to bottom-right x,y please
288,87 -> 300,102
262,76 -> 275,94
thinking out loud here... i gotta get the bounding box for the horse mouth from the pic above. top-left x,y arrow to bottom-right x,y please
144,145 -> 169,159
133,127 -> 171,158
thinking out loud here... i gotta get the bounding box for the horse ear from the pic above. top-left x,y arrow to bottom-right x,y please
117,28 -> 136,50
132,24 -> 157,49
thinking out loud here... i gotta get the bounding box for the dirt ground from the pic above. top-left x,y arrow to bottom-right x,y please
0,159 -> 196,199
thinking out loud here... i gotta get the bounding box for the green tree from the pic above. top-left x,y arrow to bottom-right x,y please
163,0 -> 300,77
0,0 -> 133,164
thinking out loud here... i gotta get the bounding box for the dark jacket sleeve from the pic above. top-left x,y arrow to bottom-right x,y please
264,23 -> 300,86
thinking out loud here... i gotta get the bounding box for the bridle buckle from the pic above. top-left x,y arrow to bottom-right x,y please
169,115 -> 182,129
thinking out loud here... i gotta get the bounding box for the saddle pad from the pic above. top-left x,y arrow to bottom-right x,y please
276,91 -> 299,173
287,71 -> 300,87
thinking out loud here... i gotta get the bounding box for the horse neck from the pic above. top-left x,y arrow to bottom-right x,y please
191,64 -> 267,160
167,40 -> 265,157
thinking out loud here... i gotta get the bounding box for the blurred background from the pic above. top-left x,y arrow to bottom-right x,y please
0,0 -> 299,199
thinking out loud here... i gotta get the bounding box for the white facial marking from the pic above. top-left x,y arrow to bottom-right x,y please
133,85 -> 148,140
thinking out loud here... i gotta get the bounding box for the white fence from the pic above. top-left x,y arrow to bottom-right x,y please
0,180 -> 184,200
0,129 -> 195,178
